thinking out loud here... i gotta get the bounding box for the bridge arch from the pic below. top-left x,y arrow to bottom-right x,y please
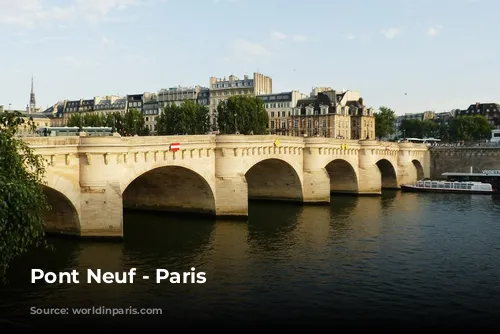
412,159 -> 424,180
325,159 -> 359,194
121,165 -> 216,215
244,158 -> 303,202
41,175 -> 81,235
376,158 -> 398,189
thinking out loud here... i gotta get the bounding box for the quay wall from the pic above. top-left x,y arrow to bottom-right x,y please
429,147 -> 500,179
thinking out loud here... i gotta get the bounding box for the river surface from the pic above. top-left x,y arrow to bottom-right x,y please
1,191 -> 500,329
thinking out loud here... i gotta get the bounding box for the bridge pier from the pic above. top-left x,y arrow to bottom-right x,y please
302,169 -> 331,203
214,175 -> 248,218
357,165 -> 382,195
78,183 -> 124,238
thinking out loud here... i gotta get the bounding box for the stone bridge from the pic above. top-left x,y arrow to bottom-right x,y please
23,135 -> 429,238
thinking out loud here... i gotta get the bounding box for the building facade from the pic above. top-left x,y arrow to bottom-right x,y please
94,95 -> 127,116
209,72 -> 272,129
456,102 -> 500,129
143,94 -> 160,134
126,94 -> 144,113
157,85 -> 210,108
289,90 -> 375,139
258,90 -> 307,134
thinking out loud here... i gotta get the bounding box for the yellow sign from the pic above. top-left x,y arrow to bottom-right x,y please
341,143 -> 348,150
274,139 -> 280,147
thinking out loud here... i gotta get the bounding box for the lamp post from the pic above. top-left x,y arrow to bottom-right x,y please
234,112 -> 238,134
78,108 -> 83,133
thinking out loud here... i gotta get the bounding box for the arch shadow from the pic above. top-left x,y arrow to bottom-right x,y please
325,159 -> 359,194
122,166 -> 216,216
247,201 -> 302,250
376,159 -> 398,189
245,158 -> 303,202
412,159 -> 425,180
42,185 -> 81,236
123,210 -> 215,259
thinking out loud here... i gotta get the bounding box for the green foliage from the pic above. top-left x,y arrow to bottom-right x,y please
400,115 -> 493,141
400,119 -> 439,138
0,111 -> 50,280
217,95 -> 269,135
374,106 -> 396,138
67,109 -> 149,136
156,100 -> 210,135
123,109 -> 150,136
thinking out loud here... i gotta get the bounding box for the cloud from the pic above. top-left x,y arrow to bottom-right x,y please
37,36 -> 65,43
345,34 -> 356,40
0,0 -> 145,28
231,39 -> 271,57
270,31 -> 307,42
292,35 -> 307,42
381,28 -> 402,39
101,36 -> 113,45
214,0 -> 238,4
427,25 -> 443,37
270,31 -> 287,40
56,56 -> 82,67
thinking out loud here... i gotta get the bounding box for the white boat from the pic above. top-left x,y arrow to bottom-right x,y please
401,180 -> 495,194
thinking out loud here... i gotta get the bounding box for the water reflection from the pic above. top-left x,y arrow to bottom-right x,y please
123,210 -> 215,265
380,190 -> 398,209
247,201 -> 301,252
2,194 -> 500,328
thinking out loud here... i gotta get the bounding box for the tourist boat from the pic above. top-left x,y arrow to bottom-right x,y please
401,180 -> 495,194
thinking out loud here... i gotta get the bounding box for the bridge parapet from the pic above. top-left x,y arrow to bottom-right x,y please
22,136 -> 80,147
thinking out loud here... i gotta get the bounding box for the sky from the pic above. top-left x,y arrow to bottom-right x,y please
0,0 -> 498,115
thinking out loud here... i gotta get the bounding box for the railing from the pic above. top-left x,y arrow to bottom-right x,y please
430,142 -> 500,148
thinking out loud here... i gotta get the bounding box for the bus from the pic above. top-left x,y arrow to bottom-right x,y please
491,129 -> 500,143
400,137 -> 441,145
36,126 -> 113,137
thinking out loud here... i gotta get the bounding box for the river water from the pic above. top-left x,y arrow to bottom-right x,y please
1,191 -> 500,329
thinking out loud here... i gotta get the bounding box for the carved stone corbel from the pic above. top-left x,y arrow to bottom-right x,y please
65,153 -> 73,166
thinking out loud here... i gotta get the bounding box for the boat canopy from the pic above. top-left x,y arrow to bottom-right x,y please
442,172 -> 500,177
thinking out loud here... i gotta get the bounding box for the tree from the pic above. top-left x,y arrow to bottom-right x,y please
156,101 -> 210,135
216,95 -> 268,135
374,106 -> 396,139
67,112 -> 107,128
400,119 -> 438,138
123,109 -> 149,136
0,111 -> 50,279
448,115 -> 493,141
67,110 -> 149,136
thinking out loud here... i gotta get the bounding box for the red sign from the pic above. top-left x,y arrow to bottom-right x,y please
170,143 -> 180,152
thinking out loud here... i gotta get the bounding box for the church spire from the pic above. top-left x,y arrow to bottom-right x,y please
29,74 -> 36,113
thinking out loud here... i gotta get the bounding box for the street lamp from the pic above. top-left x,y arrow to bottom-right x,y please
78,108 -> 83,133
234,112 -> 238,134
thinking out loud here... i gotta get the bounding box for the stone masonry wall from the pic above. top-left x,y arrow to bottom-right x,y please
430,147 -> 500,179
